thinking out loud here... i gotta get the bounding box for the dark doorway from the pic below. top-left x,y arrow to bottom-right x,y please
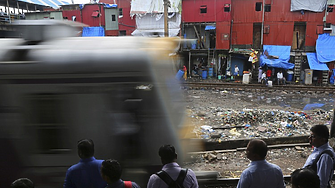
253,23 -> 261,49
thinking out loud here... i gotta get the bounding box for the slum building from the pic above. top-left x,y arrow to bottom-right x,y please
25,0 -> 135,37
181,0 -> 335,85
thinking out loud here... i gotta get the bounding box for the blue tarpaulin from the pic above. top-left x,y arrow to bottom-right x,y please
306,53 -> 329,71
303,103 -> 325,111
205,25 -> 216,30
104,4 -> 117,8
260,45 -> 294,69
19,0 -> 70,9
82,27 -> 105,37
330,69 -> 335,85
316,34 -> 335,63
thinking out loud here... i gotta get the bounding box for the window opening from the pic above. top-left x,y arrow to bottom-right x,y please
119,30 -> 126,36
200,5 -> 207,14
119,8 -> 123,17
255,2 -> 262,11
224,4 -> 231,12
327,5 -> 334,12
26,94 -> 69,154
265,4 -> 271,12
112,14 -> 116,21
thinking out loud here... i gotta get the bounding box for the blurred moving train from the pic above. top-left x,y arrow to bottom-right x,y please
0,20 -> 198,187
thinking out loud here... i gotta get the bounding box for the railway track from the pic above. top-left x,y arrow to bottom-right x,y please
182,82 -> 335,93
189,136 -> 312,187
182,81 -> 335,187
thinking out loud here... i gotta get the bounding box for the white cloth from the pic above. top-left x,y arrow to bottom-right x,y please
277,72 -> 283,79
290,0 -> 327,12
235,67 -> 239,74
261,73 -> 266,79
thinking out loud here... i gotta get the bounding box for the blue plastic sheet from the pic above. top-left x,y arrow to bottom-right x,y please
330,69 -> 335,85
205,25 -> 216,30
260,45 -> 294,69
82,27 -> 105,37
316,34 -> 335,63
303,103 -> 325,111
104,4 -> 117,8
19,0 -> 69,8
306,53 -> 329,71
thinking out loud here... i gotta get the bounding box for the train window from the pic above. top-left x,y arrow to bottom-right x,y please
26,94 -> 69,154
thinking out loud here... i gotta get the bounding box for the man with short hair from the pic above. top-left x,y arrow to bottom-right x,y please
291,168 -> 320,188
147,144 -> 198,188
236,139 -> 285,188
11,178 -> 34,188
101,159 -> 140,188
303,124 -> 335,188
63,139 -> 107,188
277,70 -> 285,85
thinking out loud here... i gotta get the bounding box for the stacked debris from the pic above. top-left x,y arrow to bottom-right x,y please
193,109 -> 332,141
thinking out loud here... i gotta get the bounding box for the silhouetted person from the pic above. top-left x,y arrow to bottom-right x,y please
101,159 -> 140,188
237,139 -> 285,188
291,168 -> 320,188
147,144 -> 198,188
303,125 -> 335,188
63,139 -> 107,188
11,178 -> 34,188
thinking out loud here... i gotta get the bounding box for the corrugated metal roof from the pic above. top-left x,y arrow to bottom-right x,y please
19,0 -> 70,9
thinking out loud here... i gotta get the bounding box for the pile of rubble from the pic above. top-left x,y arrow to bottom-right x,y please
192,108 -> 332,141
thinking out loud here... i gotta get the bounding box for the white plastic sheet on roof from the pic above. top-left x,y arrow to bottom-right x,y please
290,0 -> 327,12
131,13 -> 181,37
130,0 -> 181,15
19,0 -> 70,9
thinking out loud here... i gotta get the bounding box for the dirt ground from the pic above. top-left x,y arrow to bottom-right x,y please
181,85 -> 335,187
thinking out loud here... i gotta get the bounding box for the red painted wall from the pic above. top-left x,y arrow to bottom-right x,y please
231,23 -> 253,45
216,21 -> 230,49
118,0 -> 136,35
62,10 -> 82,23
326,7 -> 335,24
81,4 -> 105,27
182,0 -> 231,23
305,23 -> 320,47
105,30 -> 119,36
263,22 -> 294,45
231,0 -> 326,47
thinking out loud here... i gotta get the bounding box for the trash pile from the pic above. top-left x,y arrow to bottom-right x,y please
193,108 -> 332,141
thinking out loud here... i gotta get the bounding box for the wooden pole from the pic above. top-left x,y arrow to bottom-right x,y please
163,0 -> 170,37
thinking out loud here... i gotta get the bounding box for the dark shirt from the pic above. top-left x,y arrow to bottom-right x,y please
64,157 -> 107,188
106,179 -> 141,188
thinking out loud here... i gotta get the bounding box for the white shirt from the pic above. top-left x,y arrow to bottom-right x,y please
277,72 -> 283,79
235,67 -> 239,73
261,73 -> 266,79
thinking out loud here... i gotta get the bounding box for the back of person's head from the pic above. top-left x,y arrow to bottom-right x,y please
77,139 -> 94,159
248,139 -> 268,160
101,159 -> 122,183
310,124 -> 329,141
159,144 -> 177,164
11,178 -> 34,188
291,168 -> 320,188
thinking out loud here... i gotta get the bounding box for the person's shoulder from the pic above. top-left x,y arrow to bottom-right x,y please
131,181 -> 141,187
268,162 -> 283,171
67,162 -> 82,172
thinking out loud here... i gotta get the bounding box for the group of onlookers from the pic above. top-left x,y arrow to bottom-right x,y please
259,66 -> 286,85
9,124 -> 335,188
